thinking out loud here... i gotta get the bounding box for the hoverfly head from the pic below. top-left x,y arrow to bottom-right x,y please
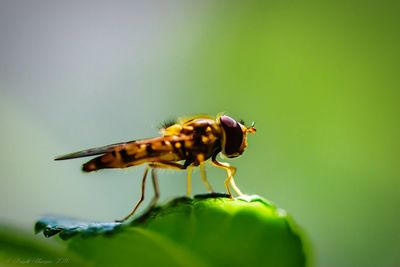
218,115 -> 256,158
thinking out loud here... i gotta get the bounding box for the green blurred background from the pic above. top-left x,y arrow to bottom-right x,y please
0,1 -> 399,266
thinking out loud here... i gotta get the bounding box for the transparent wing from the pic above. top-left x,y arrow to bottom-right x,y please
54,141 -> 130,160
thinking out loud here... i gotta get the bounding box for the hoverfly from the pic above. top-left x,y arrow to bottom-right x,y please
55,114 -> 256,222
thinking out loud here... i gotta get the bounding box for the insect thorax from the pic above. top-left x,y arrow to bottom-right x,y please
179,119 -> 222,166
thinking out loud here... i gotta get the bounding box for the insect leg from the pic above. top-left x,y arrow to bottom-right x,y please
149,162 -> 187,170
115,166 -> 150,222
148,162 -> 188,198
199,162 -> 214,193
211,154 -> 243,197
196,154 -> 214,193
187,166 -> 192,197
149,168 -> 160,209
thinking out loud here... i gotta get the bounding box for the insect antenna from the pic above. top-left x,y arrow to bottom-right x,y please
247,121 -> 256,133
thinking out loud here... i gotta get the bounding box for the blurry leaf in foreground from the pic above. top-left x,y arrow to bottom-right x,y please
35,215 -> 122,240
0,225 -> 87,266
35,194 -> 309,267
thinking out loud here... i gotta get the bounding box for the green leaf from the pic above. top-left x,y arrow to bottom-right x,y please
0,225 -> 87,266
35,194 -> 309,267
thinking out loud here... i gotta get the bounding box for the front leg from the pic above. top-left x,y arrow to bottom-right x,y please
211,153 -> 243,197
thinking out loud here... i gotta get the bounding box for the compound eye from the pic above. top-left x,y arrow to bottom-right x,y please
219,115 -> 244,157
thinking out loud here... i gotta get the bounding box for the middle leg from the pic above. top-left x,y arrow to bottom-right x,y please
199,162 -> 214,193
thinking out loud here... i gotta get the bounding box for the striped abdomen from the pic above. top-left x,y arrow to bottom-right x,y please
82,136 -> 188,172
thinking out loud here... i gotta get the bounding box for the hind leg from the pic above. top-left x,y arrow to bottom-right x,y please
149,161 -> 189,196
115,166 -> 150,222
